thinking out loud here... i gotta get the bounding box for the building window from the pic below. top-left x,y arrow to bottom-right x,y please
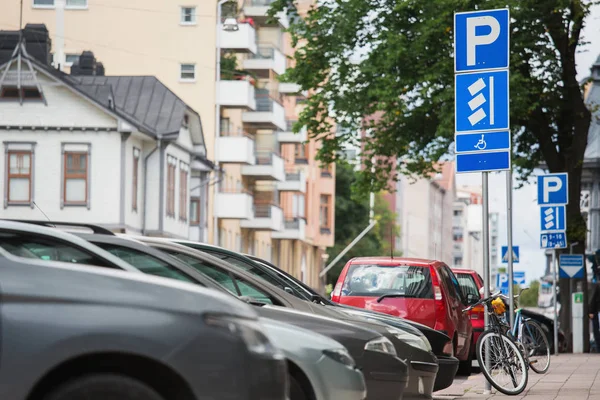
166,156 -> 177,217
320,164 -> 332,177
6,151 -> 32,204
180,6 -> 196,25
179,162 -> 189,221
294,143 -> 308,164
65,54 -> 80,66
319,194 -> 331,233
63,152 -> 88,205
1,86 -> 42,101
132,148 -> 140,211
180,64 -> 196,81
190,198 -> 200,224
33,0 -> 88,7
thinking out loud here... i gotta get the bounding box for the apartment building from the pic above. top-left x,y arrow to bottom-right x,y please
2,0 -> 335,288
452,187 -> 500,277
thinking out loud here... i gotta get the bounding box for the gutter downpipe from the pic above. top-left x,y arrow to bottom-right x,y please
142,138 -> 160,235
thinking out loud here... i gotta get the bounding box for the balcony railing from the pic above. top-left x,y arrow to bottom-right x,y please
248,45 -> 278,60
247,0 -> 275,5
285,171 -> 302,181
284,218 -> 303,229
254,203 -> 276,218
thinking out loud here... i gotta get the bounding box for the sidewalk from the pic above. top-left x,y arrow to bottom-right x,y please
434,354 -> 600,399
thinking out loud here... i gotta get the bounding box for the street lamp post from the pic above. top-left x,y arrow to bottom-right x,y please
213,1 -> 238,246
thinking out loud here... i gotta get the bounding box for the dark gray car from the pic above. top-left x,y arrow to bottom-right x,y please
0,245 -> 287,400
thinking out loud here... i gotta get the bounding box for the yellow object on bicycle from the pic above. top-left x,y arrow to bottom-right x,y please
492,298 -> 506,314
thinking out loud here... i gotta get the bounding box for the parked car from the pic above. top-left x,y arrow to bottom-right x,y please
454,267 -> 567,354
332,257 -> 474,374
162,239 -> 458,391
244,254 -> 459,391
135,238 -> 432,400
0,220 -> 366,400
452,268 -> 485,356
0,246 -> 288,400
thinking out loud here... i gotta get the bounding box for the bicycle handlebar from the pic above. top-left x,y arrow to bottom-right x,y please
462,287 -> 530,313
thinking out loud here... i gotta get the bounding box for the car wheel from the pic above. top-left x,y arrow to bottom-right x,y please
44,374 -> 165,400
289,374 -> 309,400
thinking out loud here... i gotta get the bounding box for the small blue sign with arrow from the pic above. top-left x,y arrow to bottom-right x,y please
559,254 -> 585,279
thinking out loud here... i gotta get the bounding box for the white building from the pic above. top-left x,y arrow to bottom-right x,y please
0,39 -> 214,239
398,162 -> 455,264
452,186 -> 499,278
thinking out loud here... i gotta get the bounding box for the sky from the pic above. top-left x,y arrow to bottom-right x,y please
456,4 -> 600,284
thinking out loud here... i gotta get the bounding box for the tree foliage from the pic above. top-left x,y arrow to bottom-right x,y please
269,0 -> 597,243
517,280 -> 541,307
326,161 -> 401,283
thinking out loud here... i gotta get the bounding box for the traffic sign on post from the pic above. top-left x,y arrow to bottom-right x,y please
538,173 -> 569,249
537,173 -> 569,205
559,254 -> 585,279
540,205 -> 566,232
496,271 -> 526,295
540,232 -> 567,249
501,246 -> 519,264
454,8 -> 511,174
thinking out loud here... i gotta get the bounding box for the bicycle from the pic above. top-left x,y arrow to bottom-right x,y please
501,289 -> 551,374
464,291 -> 528,395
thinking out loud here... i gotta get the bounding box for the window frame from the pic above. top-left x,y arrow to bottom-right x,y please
132,147 -> 140,212
319,194 -> 331,232
6,149 -> 33,206
166,156 -> 177,218
32,0 -> 89,9
190,197 -> 201,225
179,63 -> 196,82
180,6 -> 197,25
61,144 -> 90,208
179,162 -> 189,222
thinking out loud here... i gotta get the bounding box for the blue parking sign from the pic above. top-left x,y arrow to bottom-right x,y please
454,9 -> 510,72
537,173 -> 569,205
455,70 -> 509,133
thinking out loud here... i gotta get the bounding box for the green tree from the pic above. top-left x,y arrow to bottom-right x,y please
270,0 -> 597,347
519,280 -> 541,308
326,161 -> 401,283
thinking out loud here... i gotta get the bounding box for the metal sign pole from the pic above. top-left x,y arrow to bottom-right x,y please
553,249 -> 559,355
507,169 -> 515,328
482,172 -> 491,393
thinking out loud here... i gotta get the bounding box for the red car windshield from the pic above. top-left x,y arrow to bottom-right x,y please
456,273 -> 480,299
342,264 -> 433,299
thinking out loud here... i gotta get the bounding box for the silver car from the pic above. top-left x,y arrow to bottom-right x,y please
260,318 -> 367,400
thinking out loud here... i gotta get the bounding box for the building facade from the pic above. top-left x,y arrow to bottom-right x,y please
0,37 -> 211,238
451,186 -> 499,278
0,0 -> 335,289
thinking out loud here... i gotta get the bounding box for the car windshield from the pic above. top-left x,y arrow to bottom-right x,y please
342,264 -> 433,299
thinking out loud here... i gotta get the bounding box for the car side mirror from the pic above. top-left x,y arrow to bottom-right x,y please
310,294 -> 321,303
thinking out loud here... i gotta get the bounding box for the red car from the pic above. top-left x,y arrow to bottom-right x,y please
452,269 -> 485,357
331,257 -> 474,374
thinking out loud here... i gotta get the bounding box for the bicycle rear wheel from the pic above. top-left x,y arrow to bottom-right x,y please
521,320 -> 551,374
476,330 -> 528,395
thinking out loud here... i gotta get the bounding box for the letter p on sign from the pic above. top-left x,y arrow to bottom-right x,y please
466,16 -> 500,66
537,173 -> 569,206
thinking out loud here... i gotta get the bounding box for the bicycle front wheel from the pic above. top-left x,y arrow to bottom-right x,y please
521,320 -> 551,374
476,330 -> 528,395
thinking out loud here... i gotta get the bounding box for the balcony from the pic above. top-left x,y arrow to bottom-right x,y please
277,169 -> 306,192
242,97 -> 286,130
243,45 -> 286,77
219,23 -> 257,54
217,132 -> 256,164
218,80 -> 256,110
215,191 -> 254,220
278,121 -> 307,143
241,204 -> 284,231
242,150 -> 285,181
272,218 -> 306,240
243,0 -> 289,28
279,82 -> 301,94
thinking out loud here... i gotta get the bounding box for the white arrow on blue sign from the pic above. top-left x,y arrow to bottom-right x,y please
540,205 -> 566,232
537,173 -> 569,205
559,254 -> 584,279
454,9 -> 510,72
496,271 -> 526,295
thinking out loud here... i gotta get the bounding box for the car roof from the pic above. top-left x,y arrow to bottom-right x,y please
0,220 -> 140,273
452,268 -> 477,274
348,257 -> 441,266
